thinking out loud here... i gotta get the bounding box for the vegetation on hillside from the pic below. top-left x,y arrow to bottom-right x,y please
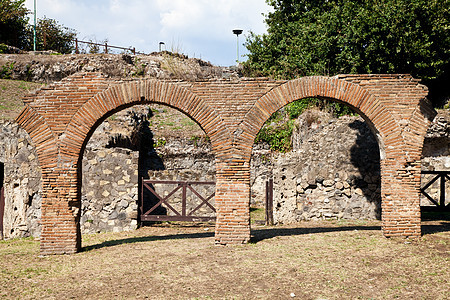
255,98 -> 355,152
244,0 -> 450,108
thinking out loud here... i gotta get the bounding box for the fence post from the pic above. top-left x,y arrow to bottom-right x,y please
265,178 -> 274,225
75,39 -> 79,54
105,42 -> 108,54
440,174 -> 446,207
133,47 -> 136,55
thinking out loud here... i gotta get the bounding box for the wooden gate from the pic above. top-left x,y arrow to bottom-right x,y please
140,179 -> 216,222
421,170 -> 450,210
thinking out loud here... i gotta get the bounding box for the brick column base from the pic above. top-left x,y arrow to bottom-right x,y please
214,180 -> 251,245
40,168 -> 81,255
380,162 -> 422,239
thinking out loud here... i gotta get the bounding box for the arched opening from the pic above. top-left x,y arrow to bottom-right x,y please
17,74 -> 430,254
78,101 -> 216,243
249,97 -> 382,230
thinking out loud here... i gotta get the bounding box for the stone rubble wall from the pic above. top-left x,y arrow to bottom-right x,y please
81,147 -> 139,234
1,108 -> 449,237
272,110 -> 381,223
0,120 -> 41,238
80,107 -> 145,234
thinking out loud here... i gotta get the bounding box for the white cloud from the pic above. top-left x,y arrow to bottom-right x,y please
24,0 -> 272,66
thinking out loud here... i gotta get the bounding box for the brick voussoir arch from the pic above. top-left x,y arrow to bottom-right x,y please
16,106 -> 59,169
238,75 -> 428,238
61,79 -> 230,162
16,72 -> 432,254
238,76 -> 405,159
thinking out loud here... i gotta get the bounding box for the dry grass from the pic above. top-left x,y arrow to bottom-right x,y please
0,79 -> 44,120
148,104 -> 206,140
0,219 -> 448,299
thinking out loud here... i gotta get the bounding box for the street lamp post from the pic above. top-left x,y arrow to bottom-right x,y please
33,0 -> 36,51
232,29 -> 243,65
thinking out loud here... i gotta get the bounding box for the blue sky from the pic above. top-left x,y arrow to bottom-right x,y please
24,0 -> 272,66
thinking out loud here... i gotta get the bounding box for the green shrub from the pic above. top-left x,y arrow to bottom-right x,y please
0,44 -> 8,54
0,62 -> 14,79
255,119 -> 295,153
256,98 -> 356,152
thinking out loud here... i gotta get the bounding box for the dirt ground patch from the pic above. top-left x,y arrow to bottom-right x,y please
1,219 -> 448,299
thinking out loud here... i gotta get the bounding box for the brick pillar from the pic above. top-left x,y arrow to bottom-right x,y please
214,162 -> 251,244
40,168 -> 81,255
380,157 -> 422,238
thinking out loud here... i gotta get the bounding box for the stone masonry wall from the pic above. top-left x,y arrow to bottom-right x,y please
80,107 -> 144,234
81,147 -> 139,234
272,110 -> 381,223
0,120 -> 41,238
2,108 -> 448,238
420,110 -> 450,206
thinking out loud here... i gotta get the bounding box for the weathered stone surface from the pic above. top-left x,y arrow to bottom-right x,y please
0,53 -> 229,83
273,111 -> 382,223
0,120 -> 41,238
2,109 -> 448,239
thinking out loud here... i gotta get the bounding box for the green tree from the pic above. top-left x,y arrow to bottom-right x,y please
244,0 -> 450,107
0,0 -> 29,48
34,16 -> 77,53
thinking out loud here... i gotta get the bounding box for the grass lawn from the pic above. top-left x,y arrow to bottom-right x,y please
0,219 -> 448,299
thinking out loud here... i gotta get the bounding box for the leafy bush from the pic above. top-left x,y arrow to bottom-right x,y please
255,119 -> 295,152
0,43 -> 8,53
244,0 -> 450,107
255,97 -> 356,152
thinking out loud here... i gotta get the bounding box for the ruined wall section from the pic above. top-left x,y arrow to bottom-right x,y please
81,126 -> 140,234
2,107 -> 448,237
0,120 -> 41,238
272,111 -> 381,223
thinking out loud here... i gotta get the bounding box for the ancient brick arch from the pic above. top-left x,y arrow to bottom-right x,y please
16,73 -> 434,255
238,75 -> 434,238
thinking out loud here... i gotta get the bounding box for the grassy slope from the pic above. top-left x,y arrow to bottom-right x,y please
0,79 -> 44,121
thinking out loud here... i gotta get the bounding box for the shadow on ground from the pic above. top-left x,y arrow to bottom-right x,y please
83,231 -> 215,252
422,222 -> 450,235
421,210 -> 450,235
83,224 -> 381,252
250,225 -> 381,243
83,215 -> 450,252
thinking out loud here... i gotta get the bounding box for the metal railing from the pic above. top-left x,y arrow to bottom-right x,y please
73,38 -> 145,55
